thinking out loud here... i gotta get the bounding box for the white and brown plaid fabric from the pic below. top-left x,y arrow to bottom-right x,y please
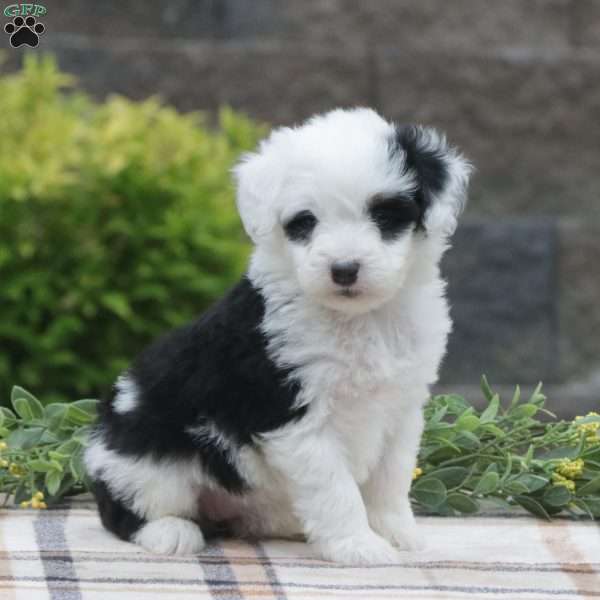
1,496 -> 600,599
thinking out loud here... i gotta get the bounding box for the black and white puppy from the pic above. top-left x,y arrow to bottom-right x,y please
85,108 -> 471,564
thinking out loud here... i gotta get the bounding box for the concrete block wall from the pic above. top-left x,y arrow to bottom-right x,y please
3,0 -> 599,415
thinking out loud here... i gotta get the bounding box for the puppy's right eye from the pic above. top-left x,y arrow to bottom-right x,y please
283,211 -> 317,242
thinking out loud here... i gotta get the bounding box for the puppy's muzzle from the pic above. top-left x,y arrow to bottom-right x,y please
331,261 -> 360,286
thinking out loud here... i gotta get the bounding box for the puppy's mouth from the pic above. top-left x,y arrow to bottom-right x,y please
335,287 -> 362,299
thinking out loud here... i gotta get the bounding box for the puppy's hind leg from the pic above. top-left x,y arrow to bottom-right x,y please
93,477 -> 206,555
86,439 -> 206,555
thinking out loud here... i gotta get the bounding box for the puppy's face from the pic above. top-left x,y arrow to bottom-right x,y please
234,109 -> 471,315
279,189 -> 418,315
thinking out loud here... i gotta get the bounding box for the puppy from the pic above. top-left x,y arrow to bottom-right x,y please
85,108 -> 471,564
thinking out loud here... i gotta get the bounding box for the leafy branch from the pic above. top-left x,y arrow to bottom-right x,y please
411,377 -> 600,519
1,379 -> 599,520
0,387 -> 96,507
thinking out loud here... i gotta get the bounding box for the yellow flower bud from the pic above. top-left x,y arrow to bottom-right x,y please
555,458 -> 584,479
31,499 -> 41,509
20,501 -> 30,508
552,472 -> 576,491
412,467 -> 423,480
39,502 -> 47,509
9,463 -> 25,477
34,491 -> 44,501
575,412 -> 600,439
0,441 -> 7,451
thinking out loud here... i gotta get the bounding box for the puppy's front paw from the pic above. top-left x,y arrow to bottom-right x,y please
370,512 -> 424,551
315,530 -> 400,565
133,516 -> 205,555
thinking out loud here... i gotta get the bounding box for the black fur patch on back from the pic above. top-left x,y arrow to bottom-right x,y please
94,277 -> 306,494
389,125 -> 449,230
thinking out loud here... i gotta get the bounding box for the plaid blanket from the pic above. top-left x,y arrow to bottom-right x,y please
1,497 -> 599,599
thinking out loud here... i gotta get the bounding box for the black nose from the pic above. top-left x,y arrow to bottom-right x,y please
331,261 -> 360,286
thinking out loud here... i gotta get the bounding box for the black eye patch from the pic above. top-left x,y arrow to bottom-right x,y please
283,210 -> 318,242
369,196 -> 420,240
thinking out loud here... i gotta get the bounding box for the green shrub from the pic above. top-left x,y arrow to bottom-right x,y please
0,55 -> 265,404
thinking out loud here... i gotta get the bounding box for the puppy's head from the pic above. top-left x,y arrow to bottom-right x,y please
234,108 -> 471,315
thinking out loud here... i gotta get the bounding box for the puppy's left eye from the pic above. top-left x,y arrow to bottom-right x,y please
369,196 -> 420,240
283,210 -> 317,242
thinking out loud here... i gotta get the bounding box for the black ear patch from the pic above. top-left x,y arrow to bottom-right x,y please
389,125 -> 449,230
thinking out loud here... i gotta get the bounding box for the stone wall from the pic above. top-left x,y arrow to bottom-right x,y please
3,0 -> 599,414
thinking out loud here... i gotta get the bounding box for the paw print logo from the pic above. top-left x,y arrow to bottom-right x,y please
4,16 -> 45,48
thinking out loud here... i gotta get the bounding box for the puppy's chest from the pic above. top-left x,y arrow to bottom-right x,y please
312,319 -> 411,481
328,316 -> 413,390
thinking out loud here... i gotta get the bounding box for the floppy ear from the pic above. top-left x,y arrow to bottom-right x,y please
232,139 -> 287,244
393,125 -> 472,236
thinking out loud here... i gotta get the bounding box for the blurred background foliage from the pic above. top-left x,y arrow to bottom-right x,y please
0,55 -> 263,405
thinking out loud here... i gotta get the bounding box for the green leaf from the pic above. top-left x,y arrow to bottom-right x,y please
69,450 -> 86,482
577,476 -> 600,495
65,404 -> 96,425
479,394 -> 500,423
514,495 -> 551,520
56,439 -> 80,455
48,450 -> 70,461
509,384 -> 521,411
454,431 -> 480,450
428,405 -> 448,425
543,485 -> 572,507
537,446 -> 579,460
45,470 -> 62,496
40,430 -> 59,444
29,459 -> 57,473
504,480 -> 530,495
511,403 -> 538,420
425,500 -> 455,516
578,497 -> 600,517
423,467 -> 469,489
529,382 -> 546,405
72,426 -> 93,445
426,421 -> 456,432
421,445 -> 460,463
480,375 -> 494,402
44,403 -> 69,431
0,407 -> 17,428
411,477 -> 447,509
447,492 -> 479,514
572,498 -> 595,519
474,471 -> 500,495
484,496 -> 513,511
443,394 -> 470,415
481,423 -> 505,438
500,454 -> 513,483
6,427 -> 44,449
455,414 -> 480,432
512,474 -> 549,493
71,399 -> 98,420
12,399 -> 34,423
11,386 -> 44,422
